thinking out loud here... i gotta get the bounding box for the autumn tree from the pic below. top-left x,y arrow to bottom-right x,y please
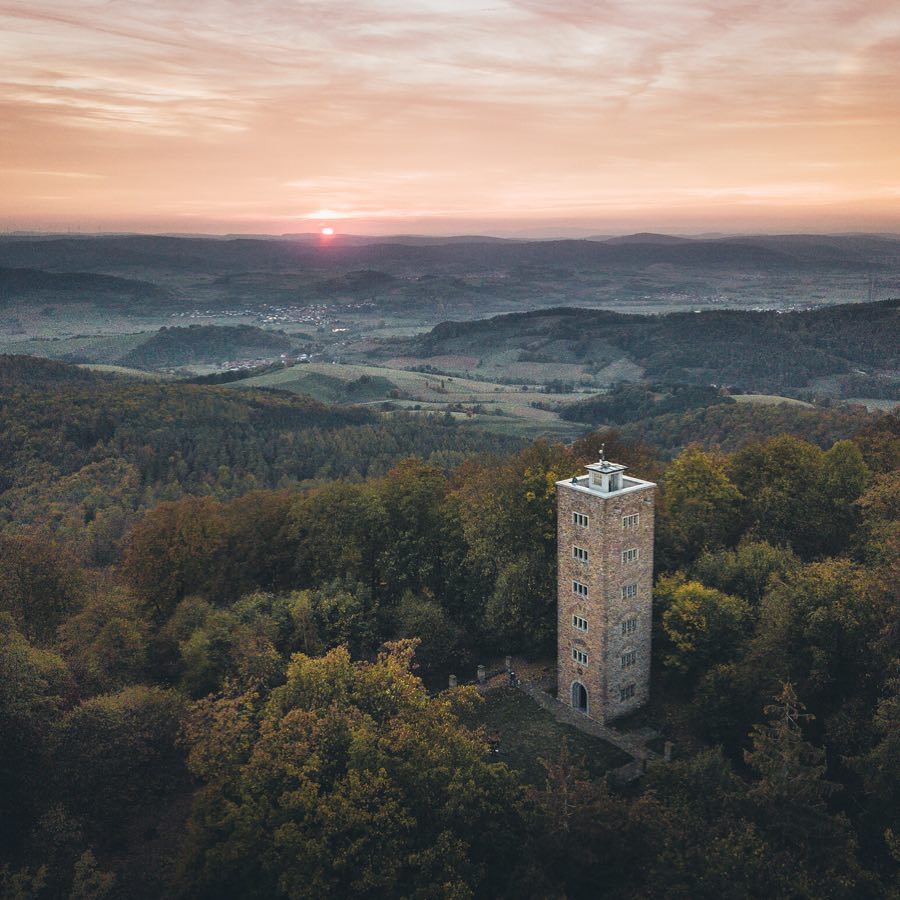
54,686 -> 186,838
691,539 -> 799,606
0,534 -> 84,644
661,447 -> 743,563
177,643 -> 526,899
655,576 -> 751,676
0,614 -> 69,849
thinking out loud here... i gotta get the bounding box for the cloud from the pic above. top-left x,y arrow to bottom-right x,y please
1,0 -> 899,231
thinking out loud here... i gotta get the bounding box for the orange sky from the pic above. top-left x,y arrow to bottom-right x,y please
2,0 -> 899,235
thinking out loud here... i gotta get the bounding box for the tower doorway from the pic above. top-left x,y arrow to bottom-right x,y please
572,681 -> 588,713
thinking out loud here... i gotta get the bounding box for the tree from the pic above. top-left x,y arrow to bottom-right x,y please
54,686 -> 186,838
815,440 -> 869,557
486,557 -> 556,655
855,471 -> 900,567
848,676 -> 900,832
0,535 -> 84,644
743,684 -> 871,894
374,459 -> 450,607
124,496 -> 227,618
691,539 -> 799,606
728,435 -> 853,559
750,560 -> 874,713
662,447 -> 743,563
657,577 -> 751,676
56,587 -> 149,692
177,643 -> 526,899
0,614 -> 69,848
745,683 -> 836,822
395,590 -> 463,672
289,482 -> 387,594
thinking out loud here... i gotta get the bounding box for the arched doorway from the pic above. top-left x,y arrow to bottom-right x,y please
571,681 -> 588,714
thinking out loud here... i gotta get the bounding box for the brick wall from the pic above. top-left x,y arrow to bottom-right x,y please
557,477 -> 655,723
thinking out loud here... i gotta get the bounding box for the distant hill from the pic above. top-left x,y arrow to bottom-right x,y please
618,400 -> 874,457
602,232 -> 694,245
375,299 -> 899,394
1,233 -> 897,276
119,325 -> 294,369
0,265 -> 166,306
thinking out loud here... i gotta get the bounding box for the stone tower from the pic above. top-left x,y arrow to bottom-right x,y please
556,452 -> 656,723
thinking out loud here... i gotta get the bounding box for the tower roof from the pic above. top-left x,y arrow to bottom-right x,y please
584,460 -> 627,475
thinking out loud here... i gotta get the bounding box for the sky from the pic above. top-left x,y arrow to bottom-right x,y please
2,0 -> 899,235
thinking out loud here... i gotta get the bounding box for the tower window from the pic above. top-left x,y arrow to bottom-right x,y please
572,512 -> 589,528
573,546 -> 588,562
621,616 -> 637,636
572,648 -> 588,665
623,513 -> 639,529
572,614 -> 588,632
622,583 -> 638,600
622,548 -> 639,563
621,650 -> 636,668
620,683 -> 635,701
572,580 -> 589,598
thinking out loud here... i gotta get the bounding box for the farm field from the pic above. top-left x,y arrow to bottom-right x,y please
0,331 -> 149,363
733,394 -> 814,407
233,361 -> 596,439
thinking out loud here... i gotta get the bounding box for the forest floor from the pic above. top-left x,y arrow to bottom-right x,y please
464,687 -> 630,784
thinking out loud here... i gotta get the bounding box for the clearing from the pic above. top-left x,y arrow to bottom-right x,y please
464,687 -> 630,784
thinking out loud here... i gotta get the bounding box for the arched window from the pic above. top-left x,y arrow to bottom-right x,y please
571,681 -> 588,713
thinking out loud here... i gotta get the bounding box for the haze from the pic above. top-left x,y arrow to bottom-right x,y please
2,0 -> 899,235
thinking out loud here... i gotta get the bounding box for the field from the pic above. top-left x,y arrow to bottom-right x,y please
233,361 -> 595,439
463,688 -> 630,784
77,363 -> 171,380
733,394 -> 814,407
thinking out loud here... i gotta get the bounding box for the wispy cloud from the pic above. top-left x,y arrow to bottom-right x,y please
2,0 -> 899,231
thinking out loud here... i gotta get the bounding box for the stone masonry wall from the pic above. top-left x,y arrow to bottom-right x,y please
557,478 -> 655,724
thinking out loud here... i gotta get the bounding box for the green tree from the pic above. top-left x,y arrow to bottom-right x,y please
691,539 -> 799,606
178,643 -> 526,899
728,435 -> 845,558
0,535 -> 84,644
750,560 -> 875,713
395,590 -> 463,672
56,587 -> 149,692
848,676 -> 900,833
374,459 -> 450,606
815,440 -> 869,557
0,614 -> 69,848
289,482 -> 387,593
743,684 -> 871,894
657,577 -> 751,676
486,557 -> 556,655
55,686 -> 186,837
662,447 -> 743,563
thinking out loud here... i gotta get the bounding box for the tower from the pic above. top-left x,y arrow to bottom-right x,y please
556,451 -> 656,723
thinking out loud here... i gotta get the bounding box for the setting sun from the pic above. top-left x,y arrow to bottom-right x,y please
321,226 -> 334,236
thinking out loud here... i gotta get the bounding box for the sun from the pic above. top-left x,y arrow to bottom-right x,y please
321,226 -> 334,236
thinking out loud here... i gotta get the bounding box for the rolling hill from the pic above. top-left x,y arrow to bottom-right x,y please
367,299 -> 899,394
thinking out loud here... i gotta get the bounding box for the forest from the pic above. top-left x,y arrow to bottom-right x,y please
1,353 -> 898,898
389,299 -> 900,393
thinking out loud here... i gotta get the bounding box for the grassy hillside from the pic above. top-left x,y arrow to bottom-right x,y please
0,265 -> 167,307
368,299 -> 899,395
118,325 -> 294,369
0,355 -> 525,526
233,361 -> 592,439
